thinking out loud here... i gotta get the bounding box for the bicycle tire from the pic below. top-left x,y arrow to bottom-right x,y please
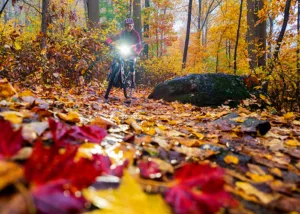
104,64 -> 119,99
123,73 -> 133,99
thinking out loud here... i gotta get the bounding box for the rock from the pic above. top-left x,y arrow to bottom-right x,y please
148,73 -> 250,107
213,113 -> 271,135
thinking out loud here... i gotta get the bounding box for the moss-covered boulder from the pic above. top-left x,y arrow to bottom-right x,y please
148,73 -> 250,107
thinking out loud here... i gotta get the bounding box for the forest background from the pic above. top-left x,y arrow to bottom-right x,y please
0,0 -> 299,111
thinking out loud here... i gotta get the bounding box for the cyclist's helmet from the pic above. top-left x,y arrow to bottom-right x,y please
124,18 -> 134,26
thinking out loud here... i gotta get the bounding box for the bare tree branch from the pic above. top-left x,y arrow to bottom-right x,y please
199,0 -> 221,32
0,0 -> 10,17
22,0 -> 41,14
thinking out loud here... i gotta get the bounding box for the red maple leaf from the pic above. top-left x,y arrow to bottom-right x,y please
31,180 -> 86,214
0,119 -> 23,159
48,118 -> 107,146
138,160 -> 162,179
165,163 -> 236,214
24,141 -> 108,189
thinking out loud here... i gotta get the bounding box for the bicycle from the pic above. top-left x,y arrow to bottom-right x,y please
104,43 -> 137,102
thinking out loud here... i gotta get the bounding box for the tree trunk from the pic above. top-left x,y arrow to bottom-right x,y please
143,0 -> 150,58
227,40 -> 231,68
87,0 -> 100,27
182,0 -> 193,69
267,15 -> 273,60
133,0 -> 142,37
41,0 -> 50,50
270,0 -> 291,70
160,8 -> 167,56
234,0 -> 244,73
197,0 -> 202,31
247,0 -> 266,69
297,0 -> 300,73
129,0 -> 133,17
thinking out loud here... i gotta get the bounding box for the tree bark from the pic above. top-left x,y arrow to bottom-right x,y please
247,0 -> 266,69
129,0 -> 132,17
133,0 -> 141,37
297,0 -> 300,73
234,0 -> 244,73
197,0 -> 202,31
182,0 -> 193,69
143,0 -> 150,58
267,15 -> 273,60
41,0 -> 50,50
87,0 -> 100,27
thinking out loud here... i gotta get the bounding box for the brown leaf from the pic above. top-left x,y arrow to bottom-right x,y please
271,197 -> 300,212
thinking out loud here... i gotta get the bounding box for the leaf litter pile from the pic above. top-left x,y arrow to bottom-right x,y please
0,78 -> 300,214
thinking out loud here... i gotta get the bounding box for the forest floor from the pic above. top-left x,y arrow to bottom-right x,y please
0,79 -> 300,214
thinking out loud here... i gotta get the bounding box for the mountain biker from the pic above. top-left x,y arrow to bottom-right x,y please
104,18 -> 142,101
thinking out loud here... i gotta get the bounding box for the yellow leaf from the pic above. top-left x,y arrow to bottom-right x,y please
40,49 -> 46,55
236,182 -> 278,204
246,173 -> 274,182
0,111 -> 23,124
142,127 -> 156,136
57,111 -> 81,123
0,79 -> 17,98
14,42 -> 21,50
269,168 -> 282,177
283,112 -> 294,120
18,90 -> 33,97
157,124 -> 167,130
285,139 -> 300,147
83,172 -> 171,214
259,94 -> 271,105
193,132 -> 204,140
0,161 -> 24,191
168,120 -> 178,125
90,117 -> 116,129
230,117 -> 245,123
76,143 -> 104,160
224,155 -> 239,165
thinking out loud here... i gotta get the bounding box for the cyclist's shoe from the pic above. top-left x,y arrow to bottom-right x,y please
104,98 -> 109,103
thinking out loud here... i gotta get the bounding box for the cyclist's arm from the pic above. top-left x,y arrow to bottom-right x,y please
133,31 -> 142,55
105,31 -> 123,44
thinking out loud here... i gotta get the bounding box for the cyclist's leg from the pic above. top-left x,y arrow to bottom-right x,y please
130,58 -> 136,88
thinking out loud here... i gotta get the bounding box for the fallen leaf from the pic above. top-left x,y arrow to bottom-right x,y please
283,112 -> 294,120
0,79 -> 17,98
32,180 -> 87,214
284,139 -> 300,147
0,111 -> 24,124
57,111 -> 81,123
235,182 -> 278,204
138,160 -> 162,179
0,161 -> 23,190
165,163 -> 236,214
224,155 -> 239,165
0,120 -> 23,159
83,172 -> 171,214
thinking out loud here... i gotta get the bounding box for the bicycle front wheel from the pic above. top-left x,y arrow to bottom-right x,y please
123,73 -> 133,99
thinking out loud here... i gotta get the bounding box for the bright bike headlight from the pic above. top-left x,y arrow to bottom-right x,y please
118,45 -> 131,56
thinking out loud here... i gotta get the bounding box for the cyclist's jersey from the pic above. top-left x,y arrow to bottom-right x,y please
105,29 -> 142,55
